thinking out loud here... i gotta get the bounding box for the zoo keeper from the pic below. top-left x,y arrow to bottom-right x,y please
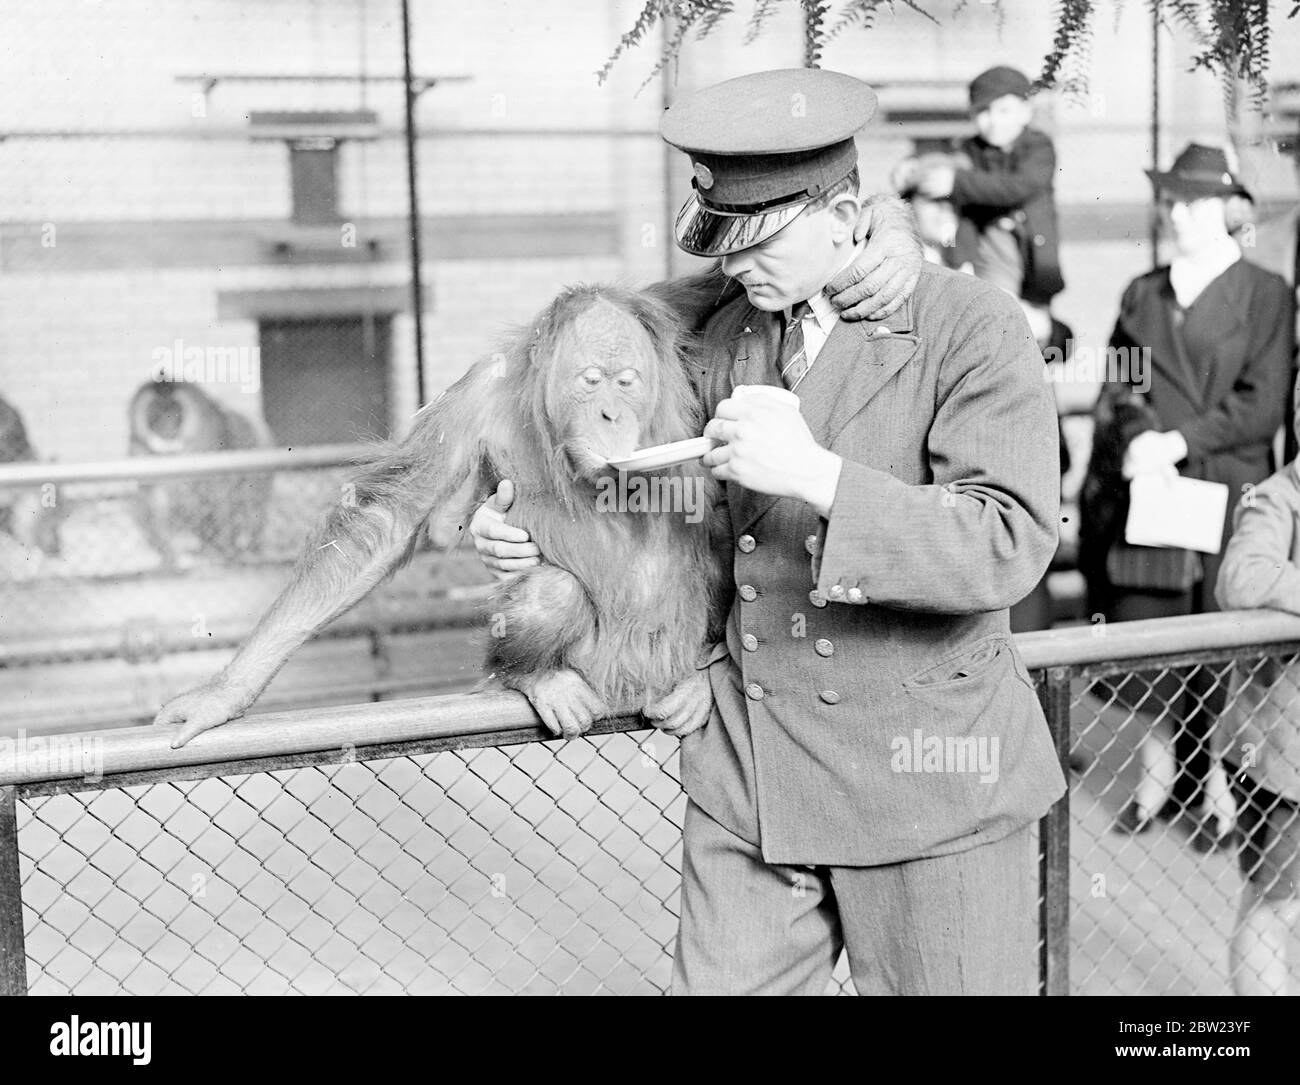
475,68 -> 1067,995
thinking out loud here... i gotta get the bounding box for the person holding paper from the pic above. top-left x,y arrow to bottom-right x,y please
1079,144 -> 1296,852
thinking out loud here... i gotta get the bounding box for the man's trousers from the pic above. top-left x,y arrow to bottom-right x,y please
671,799 -> 1037,995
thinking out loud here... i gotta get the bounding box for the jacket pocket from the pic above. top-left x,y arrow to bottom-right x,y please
903,633 -> 1017,691
892,632 -> 1037,839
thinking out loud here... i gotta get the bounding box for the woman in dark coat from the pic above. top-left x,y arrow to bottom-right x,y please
1080,144 -> 1296,851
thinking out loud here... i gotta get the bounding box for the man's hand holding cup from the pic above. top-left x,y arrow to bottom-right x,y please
702,385 -> 843,518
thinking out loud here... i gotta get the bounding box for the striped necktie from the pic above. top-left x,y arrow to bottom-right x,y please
779,301 -> 813,392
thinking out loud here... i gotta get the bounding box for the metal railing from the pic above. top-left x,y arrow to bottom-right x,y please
3,609 -> 1300,995
0,444 -> 367,585
0,444 -> 369,490
0,446 -> 494,731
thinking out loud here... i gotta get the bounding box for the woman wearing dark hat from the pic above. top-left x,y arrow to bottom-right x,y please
1080,144 -> 1297,850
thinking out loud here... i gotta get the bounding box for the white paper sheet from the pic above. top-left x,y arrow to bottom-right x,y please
1124,473 -> 1230,554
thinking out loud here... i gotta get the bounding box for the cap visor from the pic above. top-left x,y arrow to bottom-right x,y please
674,196 -> 805,258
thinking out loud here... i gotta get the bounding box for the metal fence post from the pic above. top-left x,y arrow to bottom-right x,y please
0,785 -> 29,995
1037,666 -> 1071,996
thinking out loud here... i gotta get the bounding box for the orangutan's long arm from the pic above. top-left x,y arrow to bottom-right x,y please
210,478 -> 430,701
157,359 -> 510,746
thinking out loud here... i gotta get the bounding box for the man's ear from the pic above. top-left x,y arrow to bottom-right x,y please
827,195 -> 860,243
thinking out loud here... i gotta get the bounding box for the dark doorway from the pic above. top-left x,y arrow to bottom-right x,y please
259,315 -> 391,445
289,143 -> 341,225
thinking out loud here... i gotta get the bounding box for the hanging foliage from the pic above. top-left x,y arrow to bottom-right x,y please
598,0 -> 1298,102
802,0 -> 831,67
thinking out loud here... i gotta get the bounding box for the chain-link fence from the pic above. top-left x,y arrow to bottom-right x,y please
3,715 -> 984,997
1027,613 -> 1300,996
0,451 -> 353,582
14,731 -> 688,996
0,450 -> 493,733
1067,644 -> 1300,996
2,612 -> 1297,997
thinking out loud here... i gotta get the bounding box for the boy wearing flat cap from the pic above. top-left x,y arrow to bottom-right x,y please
907,65 -> 1064,342
476,68 -> 1065,995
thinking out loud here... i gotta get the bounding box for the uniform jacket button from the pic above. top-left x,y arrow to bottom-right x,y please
741,633 -> 759,652
847,587 -> 864,603
819,690 -> 841,705
809,589 -> 827,608
814,638 -> 833,657
738,534 -> 756,553
804,534 -> 819,555
745,682 -> 765,701
828,585 -> 845,601
739,584 -> 757,602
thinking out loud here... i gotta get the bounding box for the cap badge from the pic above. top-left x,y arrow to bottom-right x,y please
693,162 -> 714,189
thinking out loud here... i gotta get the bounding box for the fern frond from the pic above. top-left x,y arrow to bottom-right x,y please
648,7 -> 715,88
829,0 -> 890,38
696,0 -> 738,40
600,0 -> 1296,106
897,1 -> 940,26
802,0 -> 831,68
1191,0 -> 1271,106
597,0 -> 669,86
1155,0 -> 1209,42
1036,0 -> 1097,95
743,0 -> 783,43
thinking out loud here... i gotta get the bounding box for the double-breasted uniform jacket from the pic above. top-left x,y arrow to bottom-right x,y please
950,127 -> 1065,306
1080,259 -> 1295,603
681,262 -> 1068,867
